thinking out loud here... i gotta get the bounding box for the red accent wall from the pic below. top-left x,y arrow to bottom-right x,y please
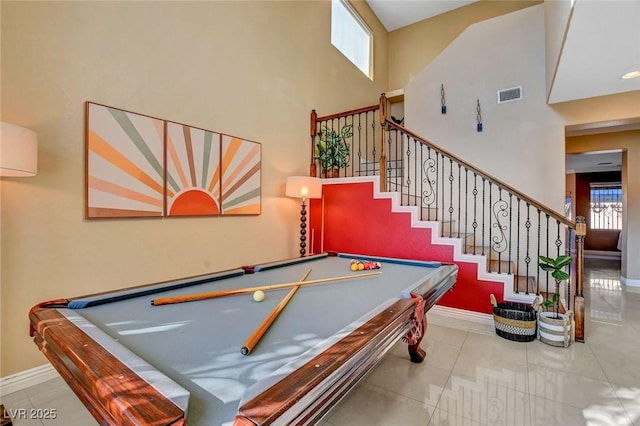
308,181 -> 504,314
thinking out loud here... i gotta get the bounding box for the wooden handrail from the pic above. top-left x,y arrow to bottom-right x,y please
315,104 -> 379,122
383,118 -> 575,229
310,110 -> 318,177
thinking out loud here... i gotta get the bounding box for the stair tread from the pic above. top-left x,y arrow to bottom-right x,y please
487,259 -> 514,274
441,230 -> 471,239
514,275 -> 537,294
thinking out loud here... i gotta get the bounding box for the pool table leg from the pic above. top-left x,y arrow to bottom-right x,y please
1,405 -> 12,426
407,316 -> 427,363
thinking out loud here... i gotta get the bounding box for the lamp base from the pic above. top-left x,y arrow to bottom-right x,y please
299,202 -> 307,256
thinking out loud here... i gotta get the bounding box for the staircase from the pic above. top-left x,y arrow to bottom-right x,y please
308,94 -> 586,341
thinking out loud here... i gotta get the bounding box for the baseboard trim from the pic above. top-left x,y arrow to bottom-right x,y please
622,276 -> 640,288
0,364 -> 59,396
430,305 -> 494,326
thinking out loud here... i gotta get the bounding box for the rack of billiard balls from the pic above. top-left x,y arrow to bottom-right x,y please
350,259 -> 382,271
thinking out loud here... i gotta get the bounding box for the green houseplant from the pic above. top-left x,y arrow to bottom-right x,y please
538,254 -> 573,318
315,124 -> 352,178
538,254 -> 574,347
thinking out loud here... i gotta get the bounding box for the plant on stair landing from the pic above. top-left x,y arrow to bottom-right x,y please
538,254 -> 573,318
314,124 -> 352,178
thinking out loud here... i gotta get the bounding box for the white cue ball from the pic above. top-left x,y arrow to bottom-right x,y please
253,290 -> 265,302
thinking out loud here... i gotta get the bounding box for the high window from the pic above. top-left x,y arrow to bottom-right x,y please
590,183 -> 622,230
331,0 -> 373,79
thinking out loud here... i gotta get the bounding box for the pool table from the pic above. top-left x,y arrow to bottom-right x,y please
30,252 -> 457,426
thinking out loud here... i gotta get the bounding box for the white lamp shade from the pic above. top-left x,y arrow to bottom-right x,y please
0,121 -> 38,177
286,176 -> 322,199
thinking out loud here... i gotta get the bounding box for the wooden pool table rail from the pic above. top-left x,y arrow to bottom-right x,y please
29,304 -> 186,426
29,256 -> 457,426
235,264 -> 457,425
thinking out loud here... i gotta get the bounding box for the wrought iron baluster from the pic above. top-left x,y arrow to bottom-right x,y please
441,153 -> 445,237
508,193 -> 513,276
419,142 -> 424,220
448,159 -> 454,237
488,181 -> 493,270
387,129 -> 394,190
482,178 -> 486,258
537,210 -> 543,296
525,203 -> 531,285
555,220 -> 565,308
464,168 -> 469,253
393,130 -> 404,195
457,164 -> 462,238
435,152 -> 440,222
422,147 -> 436,221
411,139 -> 422,206
566,221 -> 572,311
384,128 -> 390,187
544,213 -> 550,296
405,137 -> 413,206
472,174 -> 478,255
491,187 -> 509,274
556,220 -> 562,258
516,198 -> 521,281
349,115 -> 355,177
356,113 -> 363,176
370,111 -> 377,168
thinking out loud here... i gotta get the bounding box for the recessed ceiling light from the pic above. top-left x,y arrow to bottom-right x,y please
621,70 -> 640,80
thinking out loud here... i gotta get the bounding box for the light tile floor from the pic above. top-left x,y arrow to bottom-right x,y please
2,258 -> 637,425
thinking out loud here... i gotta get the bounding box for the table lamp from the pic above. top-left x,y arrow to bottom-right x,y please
286,176 -> 322,256
0,121 -> 38,177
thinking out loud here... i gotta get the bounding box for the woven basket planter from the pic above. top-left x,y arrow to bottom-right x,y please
490,294 -> 538,342
538,310 -> 573,348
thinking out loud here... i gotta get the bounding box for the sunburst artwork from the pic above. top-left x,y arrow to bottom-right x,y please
86,102 -> 261,219
165,122 -> 221,216
220,135 -> 261,215
86,103 -> 165,218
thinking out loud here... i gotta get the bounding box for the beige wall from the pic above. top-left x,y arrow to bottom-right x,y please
566,130 -> 640,283
405,5 -> 567,211
544,0 -> 573,100
394,0 -> 640,281
386,0 -> 541,90
0,1 -> 387,376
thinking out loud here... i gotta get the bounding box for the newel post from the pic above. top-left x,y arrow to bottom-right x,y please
574,215 -> 586,342
378,93 -> 388,192
310,109 -> 318,177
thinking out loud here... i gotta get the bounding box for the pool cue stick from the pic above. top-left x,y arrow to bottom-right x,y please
151,271 -> 381,306
240,270 -> 311,355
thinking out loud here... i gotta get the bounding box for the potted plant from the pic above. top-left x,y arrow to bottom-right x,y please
537,254 -> 574,347
314,124 -> 352,178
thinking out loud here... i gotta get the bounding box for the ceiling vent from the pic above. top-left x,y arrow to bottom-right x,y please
497,86 -> 522,104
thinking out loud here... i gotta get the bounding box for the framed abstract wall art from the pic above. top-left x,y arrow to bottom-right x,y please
85,102 -> 261,219
220,135 -> 261,215
165,122 -> 221,217
86,102 -> 165,218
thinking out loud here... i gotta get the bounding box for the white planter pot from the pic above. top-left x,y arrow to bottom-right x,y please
538,310 -> 573,348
